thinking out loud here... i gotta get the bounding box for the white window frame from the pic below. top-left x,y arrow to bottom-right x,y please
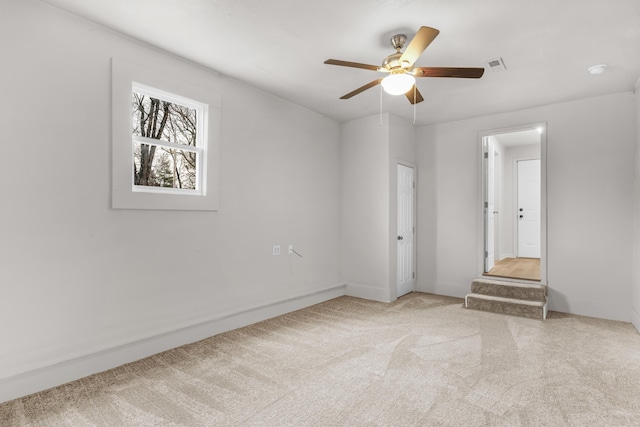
131,83 -> 205,196
112,58 -> 220,211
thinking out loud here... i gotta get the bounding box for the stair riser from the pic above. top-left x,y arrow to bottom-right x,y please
466,297 -> 544,320
471,282 -> 546,302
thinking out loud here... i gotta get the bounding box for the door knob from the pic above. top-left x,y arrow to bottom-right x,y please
397,236 -> 403,240
519,208 -> 523,212
519,215 -> 523,219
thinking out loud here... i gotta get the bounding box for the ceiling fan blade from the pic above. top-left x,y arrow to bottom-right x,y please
413,67 -> 485,78
324,59 -> 381,71
339,79 -> 383,99
405,86 -> 424,104
399,26 -> 440,68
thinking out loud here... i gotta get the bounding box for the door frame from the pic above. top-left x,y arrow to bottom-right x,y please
484,137 -> 497,272
477,123 -> 547,285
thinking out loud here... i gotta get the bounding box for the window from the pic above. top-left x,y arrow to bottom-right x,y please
132,84 -> 204,194
112,58 -> 220,211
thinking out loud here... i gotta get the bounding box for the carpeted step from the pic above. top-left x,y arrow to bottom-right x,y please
471,278 -> 546,302
465,293 -> 547,320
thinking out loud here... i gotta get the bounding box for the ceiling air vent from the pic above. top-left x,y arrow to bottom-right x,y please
486,57 -> 506,72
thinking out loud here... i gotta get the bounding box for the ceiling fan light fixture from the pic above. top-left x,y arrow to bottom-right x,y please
325,26 -> 483,104
381,73 -> 415,95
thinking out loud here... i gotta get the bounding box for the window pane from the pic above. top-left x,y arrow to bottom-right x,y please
133,143 -> 197,190
132,92 -> 197,147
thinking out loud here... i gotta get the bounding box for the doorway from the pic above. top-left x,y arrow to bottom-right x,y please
517,159 -> 541,258
397,164 -> 415,297
481,124 -> 546,283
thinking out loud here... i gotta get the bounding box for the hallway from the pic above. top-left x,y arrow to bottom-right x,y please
485,257 -> 540,281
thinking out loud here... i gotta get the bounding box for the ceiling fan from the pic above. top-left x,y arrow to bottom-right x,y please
324,26 -> 485,104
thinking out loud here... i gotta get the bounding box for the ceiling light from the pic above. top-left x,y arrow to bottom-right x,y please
588,64 -> 607,75
381,73 -> 416,95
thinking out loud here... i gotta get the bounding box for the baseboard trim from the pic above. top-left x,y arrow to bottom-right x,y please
632,306 -> 640,334
0,284 -> 346,404
546,291 -> 631,323
345,283 -> 391,302
416,281 -> 469,299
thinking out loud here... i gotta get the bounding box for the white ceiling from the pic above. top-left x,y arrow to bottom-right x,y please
38,0 -> 640,126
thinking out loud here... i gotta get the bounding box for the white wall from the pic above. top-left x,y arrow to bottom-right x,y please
417,92 -> 636,321
0,0 -> 343,402
340,114 -> 391,301
417,122 -> 481,297
417,126 -> 438,294
340,113 -> 415,302
633,78 -> 640,333
490,136 -> 505,261
388,114 -> 417,300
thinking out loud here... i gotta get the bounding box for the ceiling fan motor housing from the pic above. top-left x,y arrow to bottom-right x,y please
390,34 -> 407,51
384,34 -> 413,70
382,52 -> 404,70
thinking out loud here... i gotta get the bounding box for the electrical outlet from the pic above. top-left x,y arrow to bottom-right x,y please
288,244 -> 293,254
272,245 -> 281,255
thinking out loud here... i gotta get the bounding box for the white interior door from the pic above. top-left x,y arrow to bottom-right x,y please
397,164 -> 415,297
517,159 -> 541,258
484,139 -> 496,272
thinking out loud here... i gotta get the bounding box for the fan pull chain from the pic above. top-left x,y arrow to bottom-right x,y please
413,85 -> 417,124
379,85 -> 383,127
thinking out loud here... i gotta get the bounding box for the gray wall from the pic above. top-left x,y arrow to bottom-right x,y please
339,113 -> 416,302
416,92 -> 636,321
388,114 -> 417,300
0,0 -> 342,402
340,115 -> 391,301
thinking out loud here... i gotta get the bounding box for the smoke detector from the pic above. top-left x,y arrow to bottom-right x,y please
588,64 -> 607,75
486,57 -> 507,72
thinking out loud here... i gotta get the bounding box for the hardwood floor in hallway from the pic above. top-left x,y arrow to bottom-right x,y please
484,257 -> 540,281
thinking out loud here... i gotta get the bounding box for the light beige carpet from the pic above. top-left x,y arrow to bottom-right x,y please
2,293 -> 640,426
